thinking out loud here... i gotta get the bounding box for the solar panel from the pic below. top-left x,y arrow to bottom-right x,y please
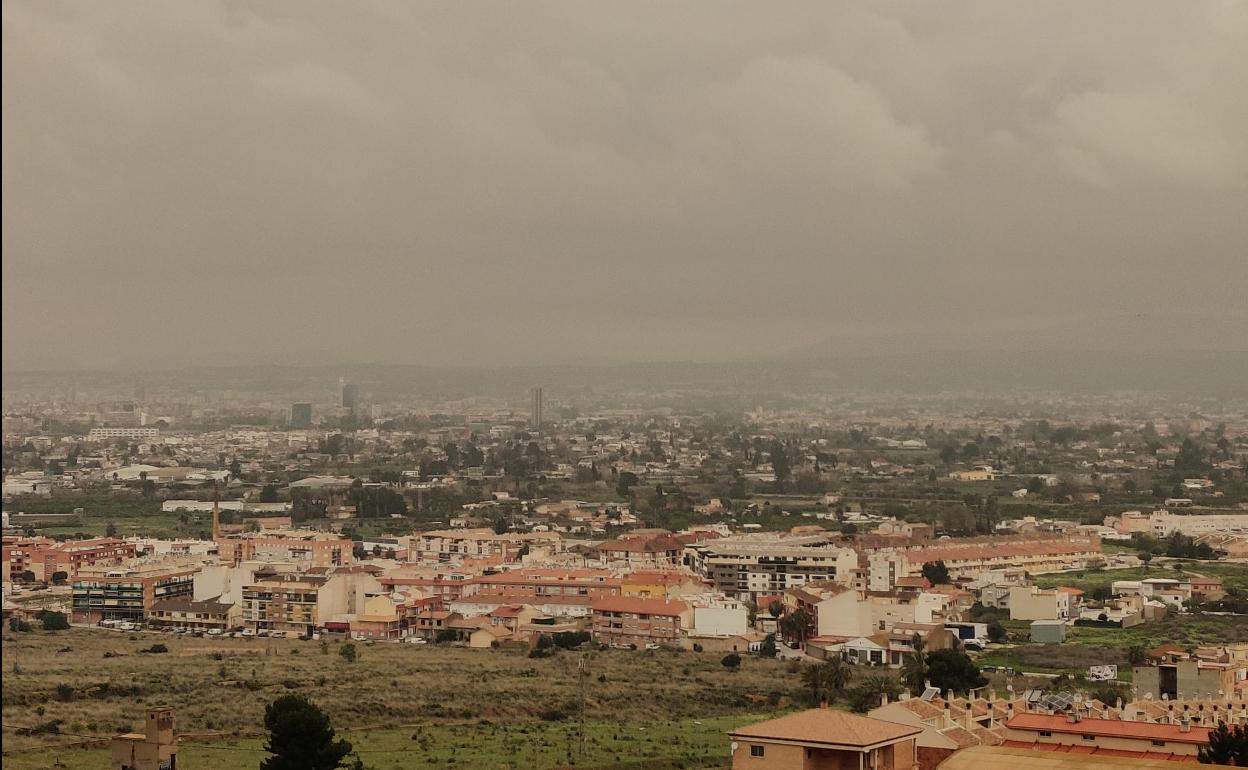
1040,692 -> 1076,712
920,687 -> 941,701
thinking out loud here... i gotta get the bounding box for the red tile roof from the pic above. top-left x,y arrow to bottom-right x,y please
729,709 -> 922,747
1005,714 -> 1212,744
590,596 -> 689,616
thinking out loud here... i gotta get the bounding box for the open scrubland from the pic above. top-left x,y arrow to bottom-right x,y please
2,627 -> 807,769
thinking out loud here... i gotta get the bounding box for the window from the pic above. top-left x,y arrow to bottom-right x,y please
1152,740 -> 1166,747
1081,735 -> 1095,742
1039,731 -> 1052,737
750,745 -> 765,758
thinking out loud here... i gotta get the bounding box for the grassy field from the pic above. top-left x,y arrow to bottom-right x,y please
2,628 -> 810,768
1034,562 -> 1248,596
4,493 -> 193,539
973,615 -> 1248,679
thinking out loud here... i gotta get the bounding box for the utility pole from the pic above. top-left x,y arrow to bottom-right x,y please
578,652 -> 589,759
9,617 -> 21,673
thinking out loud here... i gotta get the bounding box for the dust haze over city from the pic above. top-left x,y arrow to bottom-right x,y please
4,3 -> 1248,770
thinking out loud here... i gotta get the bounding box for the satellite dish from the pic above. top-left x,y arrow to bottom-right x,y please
731,742 -> 739,753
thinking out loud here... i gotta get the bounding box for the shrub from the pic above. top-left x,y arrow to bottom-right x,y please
37,611 -> 70,631
721,653 -> 742,670
54,684 -> 75,702
142,644 -> 169,654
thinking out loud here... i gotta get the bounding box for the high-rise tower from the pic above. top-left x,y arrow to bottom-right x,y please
530,387 -> 544,428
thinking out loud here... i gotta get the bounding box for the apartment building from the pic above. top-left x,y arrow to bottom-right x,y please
594,534 -> 686,568
590,596 -> 690,647
3,536 -> 137,582
215,530 -> 351,568
684,536 -> 858,601
72,559 -> 200,624
463,568 -> 622,600
404,529 -> 562,564
240,567 -> 381,636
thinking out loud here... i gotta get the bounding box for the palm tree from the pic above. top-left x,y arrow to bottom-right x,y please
900,634 -> 929,695
801,663 -> 826,704
800,657 -> 853,705
821,657 -> 852,697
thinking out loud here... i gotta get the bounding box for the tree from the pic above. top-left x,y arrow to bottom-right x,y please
847,674 -> 903,713
261,694 -> 353,770
721,653 -> 742,670
1126,645 -> 1149,665
802,658 -> 852,705
38,611 -> 70,631
260,484 -> 281,503
339,643 -> 357,663
987,621 -> 1007,644
779,608 -> 812,646
921,561 -> 951,586
925,649 -> 987,694
1198,722 -> 1248,766
1138,551 -> 1153,569
50,570 -> 69,585
769,441 -> 791,483
615,471 -> 639,497
759,634 -> 778,658
18,570 -> 35,583
105,521 -> 118,538
768,600 -> 784,619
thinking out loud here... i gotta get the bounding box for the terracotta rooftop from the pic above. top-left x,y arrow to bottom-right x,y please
1005,714 -> 1212,744
590,596 -> 689,615
729,708 -> 921,748
997,741 -> 1200,764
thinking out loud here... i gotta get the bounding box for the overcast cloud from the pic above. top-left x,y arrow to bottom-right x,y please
4,1 -> 1247,371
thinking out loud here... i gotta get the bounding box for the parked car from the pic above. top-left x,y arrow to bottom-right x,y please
241,629 -> 255,637
269,630 -> 286,639
404,637 -> 427,645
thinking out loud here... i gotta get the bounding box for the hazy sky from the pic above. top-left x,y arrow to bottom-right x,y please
4,1 -> 1247,371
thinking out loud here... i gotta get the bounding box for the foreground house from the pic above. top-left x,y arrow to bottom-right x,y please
728,707 -> 921,769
